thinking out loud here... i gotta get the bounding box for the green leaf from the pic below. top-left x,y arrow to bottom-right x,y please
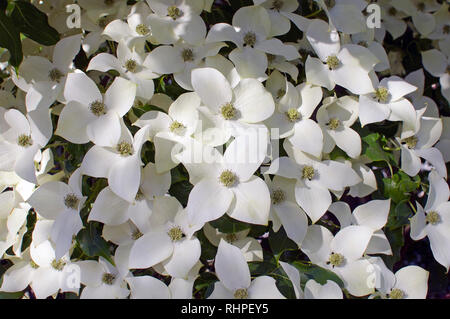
209,214 -> 252,234
383,171 -> 420,204
0,291 -> 24,299
361,132 -> 395,163
168,179 -> 193,207
76,222 -> 114,265
11,1 -> 60,46
0,10 -> 22,66
268,227 -> 297,256
291,261 -> 344,287
382,227 -> 404,270
386,200 -> 413,230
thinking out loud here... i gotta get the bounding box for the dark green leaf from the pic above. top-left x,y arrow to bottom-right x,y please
0,10 -> 22,66
168,179 -> 193,207
381,227 -> 404,270
76,222 -> 114,265
291,261 -> 344,287
11,1 -> 60,46
386,200 -> 413,230
268,227 -> 297,256
209,214 -> 252,234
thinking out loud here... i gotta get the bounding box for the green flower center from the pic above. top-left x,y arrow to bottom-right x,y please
271,189 -> 285,205
234,288 -> 248,299
243,32 -> 256,47
168,226 -> 183,241
64,193 -> 80,210
167,6 -> 183,20
276,88 -> 286,99
170,120 -> 185,133
326,55 -> 340,70
389,288 -> 404,299
90,100 -> 106,116
426,211 -> 441,225
219,170 -> 237,187
97,15 -> 112,28
220,103 -> 237,120
272,0 -> 284,10
375,87 -> 389,103
388,7 -> 397,16
225,233 -> 237,243
302,166 -> 315,180
17,134 -> 33,147
49,68 -> 64,82
116,141 -> 134,157
30,260 -> 39,269
51,259 -> 66,271
181,48 -> 194,62
286,108 -> 300,122
125,59 -> 138,73
135,189 -> 145,202
102,273 -> 116,285
131,229 -> 143,240
403,136 -> 418,149
136,24 -> 150,36
328,253 -> 344,267
328,118 -> 341,130
443,25 -> 450,35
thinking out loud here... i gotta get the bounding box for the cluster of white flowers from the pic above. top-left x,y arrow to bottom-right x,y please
0,0 -> 448,299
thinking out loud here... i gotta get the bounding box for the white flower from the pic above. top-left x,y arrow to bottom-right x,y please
206,5 -> 300,79
305,19 -> 379,95
81,123 -> 150,202
410,170 -> 450,271
57,72 -> 137,146
359,75 -> 418,128
28,168 -> 85,259
265,80 -> 324,158
208,239 -> 285,299
87,41 -> 158,101
181,132 -> 270,226
421,49 -> 450,104
404,69 -> 439,117
317,95 -> 361,159
279,261 -> 343,299
301,224 -> 375,297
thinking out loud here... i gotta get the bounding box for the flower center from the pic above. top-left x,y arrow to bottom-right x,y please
425,211 -> 441,225
97,15 -> 112,28
302,166 -> 315,180
326,55 -> 340,70
271,189 -> 285,205
403,136 -> 418,149
417,2 -> 425,11
136,24 -> 150,35
116,141 -> 134,157
328,253 -> 344,267
225,233 -> 237,243
49,68 -> 64,82
64,193 -> 80,210
102,273 -> 116,285
90,100 -> 107,116
219,170 -> 237,187
17,134 -> 33,147
328,118 -> 341,130
389,288 -> 404,299
51,259 -> 66,271
375,87 -> 390,103
170,120 -> 185,133
272,0 -> 284,10
243,32 -> 256,47
443,25 -> 450,35
234,288 -> 248,299
276,88 -> 286,99
285,108 -> 300,122
220,102 -> 237,120
167,5 -> 183,20
388,7 -> 397,16
30,260 -> 39,269
125,59 -> 138,73
168,226 -> 183,241
135,189 -> 145,202
131,229 -> 143,240
181,48 -> 194,62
